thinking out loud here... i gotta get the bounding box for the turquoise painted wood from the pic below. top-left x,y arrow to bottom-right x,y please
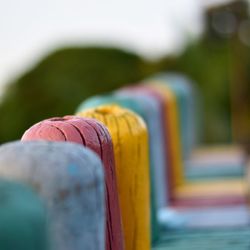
0,179 -> 48,250
77,94 -> 161,244
150,73 -> 197,159
0,141 -> 105,250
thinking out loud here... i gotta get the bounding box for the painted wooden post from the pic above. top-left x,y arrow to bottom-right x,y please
118,85 -> 180,202
0,179 -> 47,250
77,105 -> 151,250
22,116 -> 124,250
77,92 -> 172,203
150,73 -> 197,159
154,73 -> 246,181
116,92 -> 168,208
147,82 -> 247,207
0,141 -> 105,250
146,83 -> 185,188
76,94 -> 160,244
116,89 -> 170,207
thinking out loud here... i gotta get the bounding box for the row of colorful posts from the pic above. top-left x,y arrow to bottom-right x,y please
0,73 -> 248,250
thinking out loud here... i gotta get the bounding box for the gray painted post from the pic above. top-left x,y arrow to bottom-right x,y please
0,141 -> 105,250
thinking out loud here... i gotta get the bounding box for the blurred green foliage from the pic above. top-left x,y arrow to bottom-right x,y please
151,41 -> 237,144
0,0 -> 249,146
0,42 -> 233,144
160,40 -> 233,144
0,47 -> 150,142
154,0 -> 250,145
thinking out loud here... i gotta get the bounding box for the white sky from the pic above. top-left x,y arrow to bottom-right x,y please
0,0 -> 231,89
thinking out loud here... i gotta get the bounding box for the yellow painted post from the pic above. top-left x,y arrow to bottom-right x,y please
77,105 -> 151,250
147,82 -> 185,187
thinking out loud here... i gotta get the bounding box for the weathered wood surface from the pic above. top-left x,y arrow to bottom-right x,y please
121,85 -> 178,201
77,105 -> 151,250
0,141 -> 105,250
76,93 -> 161,244
0,179 -> 48,250
116,91 -> 168,210
22,116 -> 124,250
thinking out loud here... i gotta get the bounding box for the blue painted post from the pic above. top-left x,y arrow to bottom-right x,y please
149,73 -> 198,159
0,141 -> 105,250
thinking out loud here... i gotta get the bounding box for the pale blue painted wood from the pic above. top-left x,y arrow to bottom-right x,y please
0,141 -> 105,250
150,73 -> 198,159
115,91 -> 169,209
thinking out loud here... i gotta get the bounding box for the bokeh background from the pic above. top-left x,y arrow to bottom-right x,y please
0,0 -> 249,150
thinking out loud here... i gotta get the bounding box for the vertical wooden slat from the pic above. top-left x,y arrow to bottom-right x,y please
77,94 -> 160,244
146,83 -> 185,188
150,73 -> 197,159
78,105 -> 151,250
116,90 -> 169,208
119,85 -> 177,202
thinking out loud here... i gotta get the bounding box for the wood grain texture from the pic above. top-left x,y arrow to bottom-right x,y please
22,116 -> 124,250
121,85 -> 177,202
117,89 -> 169,209
76,94 -> 160,244
0,179 -> 48,250
77,105 -> 151,250
0,141 -> 105,250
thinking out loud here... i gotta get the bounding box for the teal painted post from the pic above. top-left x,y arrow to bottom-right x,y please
0,179 -> 47,250
150,73 -> 198,159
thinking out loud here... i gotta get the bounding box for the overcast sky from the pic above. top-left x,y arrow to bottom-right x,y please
0,0 -> 231,89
